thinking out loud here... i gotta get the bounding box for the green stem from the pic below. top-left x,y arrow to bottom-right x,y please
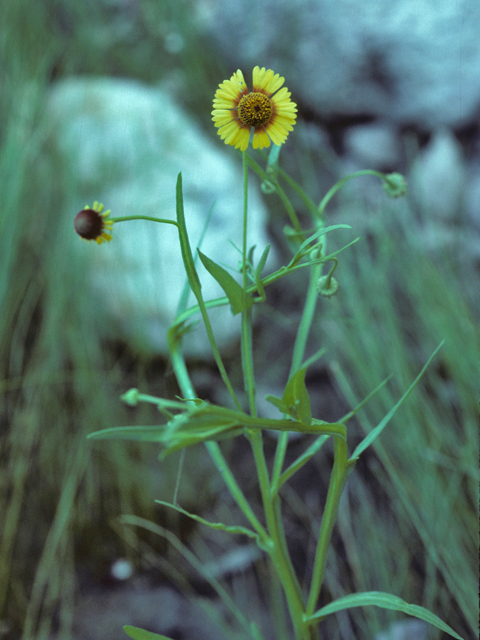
167,331 -> 270,545
110,215 -> 179,226
245,154 -> 303,234
248,429 -> 307,640
272,260 -> 324,490
306,437 -> 353,618
317,170 -> 384,217
243,153 -> 310,639
241,151 -> 256,416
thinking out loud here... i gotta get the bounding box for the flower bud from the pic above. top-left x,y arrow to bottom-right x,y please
382,173 -> 407,198
121,388 -> 139,406
316,275 -> 339,298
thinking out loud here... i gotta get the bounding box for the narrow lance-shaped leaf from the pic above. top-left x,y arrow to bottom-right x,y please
198,249 -> 251,315
175,173 -> 241,410
282,367 -> 312,426
307,591 -> 464,640
88,401 -> 346,453
253,244 -> 271,300
124,625 -> 175,640
155,499 -> 263,546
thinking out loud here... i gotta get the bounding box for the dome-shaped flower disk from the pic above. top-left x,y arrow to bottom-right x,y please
212,66 -> 297,152
74,201 -> 113,244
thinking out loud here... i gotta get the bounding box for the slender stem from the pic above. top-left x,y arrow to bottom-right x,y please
306,437 -> 351,618
272,261 -> 323,490
167,332 -> 270,545
241,150 -> 256,416
243,152 -> 312,639
110,215 -> 178,226
289,262 -> 323,375
245,154 -> 304,234
317,169 -> 383,217
248,429 -> 307,640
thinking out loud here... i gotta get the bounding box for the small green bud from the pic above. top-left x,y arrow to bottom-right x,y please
261,179 -> 276,194
316,275 -> 339,297
382,172 -> 408,198
121,388 -> 139,406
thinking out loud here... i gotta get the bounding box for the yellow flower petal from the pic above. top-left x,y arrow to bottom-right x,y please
212,111 -> 237,127
252,129 -> 271,149
212,66 -> 296,151
253,67 -> 282,95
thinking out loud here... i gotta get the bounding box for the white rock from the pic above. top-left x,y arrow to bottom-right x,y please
375,618 -> 428,640
201,0 -> 480,128
410,128 -> 466,221
48,77 -> 273,357
343,123 -> 400,169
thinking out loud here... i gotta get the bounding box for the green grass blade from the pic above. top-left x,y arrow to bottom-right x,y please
351,341 -> 444,459
308,591 -> 464,640
124,626 -> 174,640
336,372 -> 393,424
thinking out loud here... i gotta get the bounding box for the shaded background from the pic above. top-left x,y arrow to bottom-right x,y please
0,1 -> 478,639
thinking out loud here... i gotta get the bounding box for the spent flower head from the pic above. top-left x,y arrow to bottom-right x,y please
74,201 -> 113,244
212,66 -> 297,152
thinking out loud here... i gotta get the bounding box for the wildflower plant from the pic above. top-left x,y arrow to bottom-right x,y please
80,68 -> 464,640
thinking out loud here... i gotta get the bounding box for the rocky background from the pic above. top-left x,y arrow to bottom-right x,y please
1,1 -> 478,640
47,0 -> 480,353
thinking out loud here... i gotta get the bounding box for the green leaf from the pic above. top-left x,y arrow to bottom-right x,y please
88,400 -> 346,455
175,174 -> 240,409
296,224 -> 352,256
198,249 -> 251,315
124,625 -> 174,640
256,244 -> 271,279
175,173 -> 201,293
87,425 -> 167,442
264,394 -> 289,415
287,224 -> 352,267
253,244 -> 271,301
300,347 -> 327,371
155,500 -> 261,543
282,367 -> 312,426
351,341 -> 444,459
308,591 -> 464,640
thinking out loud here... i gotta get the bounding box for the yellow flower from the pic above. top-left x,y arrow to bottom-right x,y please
74,201 -> 113,244
212,66 -> 297,152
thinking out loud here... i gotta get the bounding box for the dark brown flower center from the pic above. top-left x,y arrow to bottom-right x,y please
238,93 -> 273,127
74,209 -> 104,240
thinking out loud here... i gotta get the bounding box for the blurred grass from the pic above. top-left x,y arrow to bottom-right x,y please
307,195 -> 478,640
0,1 -> 478,640
0,1 -> 220,638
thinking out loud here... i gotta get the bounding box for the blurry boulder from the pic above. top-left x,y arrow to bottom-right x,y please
374,618 -> 429,640
48,76 -> 273,357
409,128 -> 471,253
410,129 -> 466,222
464,140 -> 480,237
199,0 -> 480,128
343,123 -> 401,171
